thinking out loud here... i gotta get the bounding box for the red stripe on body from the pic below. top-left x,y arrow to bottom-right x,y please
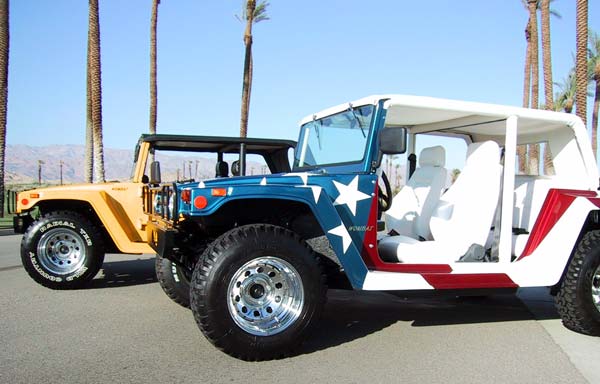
518,189 -> 596,260
422,273 -> 518,289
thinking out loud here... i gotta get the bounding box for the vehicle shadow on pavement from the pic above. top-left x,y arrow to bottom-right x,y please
86,258 -> 157,289
298,289 -> 560,356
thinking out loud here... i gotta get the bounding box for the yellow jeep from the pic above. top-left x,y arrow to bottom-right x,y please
13,134 -> 295,296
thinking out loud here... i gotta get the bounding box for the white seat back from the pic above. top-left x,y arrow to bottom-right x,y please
429,141 -> 502,255
385,146 -> 447,239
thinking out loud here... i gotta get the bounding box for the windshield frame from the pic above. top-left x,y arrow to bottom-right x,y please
293,103 -> 377,172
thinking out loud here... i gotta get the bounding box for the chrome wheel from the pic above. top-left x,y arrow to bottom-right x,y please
227,256 -> 304,336
37,228 -> 86,275
592,265 -> 600,312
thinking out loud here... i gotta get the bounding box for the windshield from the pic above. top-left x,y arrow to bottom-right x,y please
294,104 -> 374,169
129,140 -> 142,180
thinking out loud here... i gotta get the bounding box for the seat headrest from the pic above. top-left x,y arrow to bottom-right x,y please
466,141 -> 500,166
215,161 -> 229,177
419,146 -> 446,167
231,160 -> 240,176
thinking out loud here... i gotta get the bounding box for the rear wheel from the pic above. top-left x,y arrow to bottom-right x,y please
20,211 -> 104,289
190,224 -> 326,360
555,230 -> 600,335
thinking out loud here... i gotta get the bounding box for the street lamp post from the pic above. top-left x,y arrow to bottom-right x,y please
38,160 -> 45,185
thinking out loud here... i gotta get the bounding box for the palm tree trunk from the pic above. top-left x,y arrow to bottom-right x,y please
522,20 -> 532,109
84,31 -> 93,183
239,0 -> 256,138
575,0 -> 588,127
540,0 -> 554,111
89,0 -> 105,183
0,0 -> 8,218
149,0 -> 158,136
540,0 -> 555,175
519,20 -> 532,174
528,0 -> 539,110
527,0 -> 540,174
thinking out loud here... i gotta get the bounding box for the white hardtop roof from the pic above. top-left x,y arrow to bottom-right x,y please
299,94 -> 585,138
300,94 -> 598,188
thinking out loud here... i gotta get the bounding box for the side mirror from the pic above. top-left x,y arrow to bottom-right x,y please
379,127 -> 407,154
150,161 -> 161,184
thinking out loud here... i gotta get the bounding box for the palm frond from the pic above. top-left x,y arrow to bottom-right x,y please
253,1 -> 270,24
236,0 -> 270,24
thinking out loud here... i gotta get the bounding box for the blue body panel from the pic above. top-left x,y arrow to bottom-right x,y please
177,173 -> 379,289
173,99 -> 390,289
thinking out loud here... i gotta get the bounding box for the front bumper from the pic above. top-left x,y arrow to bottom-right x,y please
146,218 -> 178,260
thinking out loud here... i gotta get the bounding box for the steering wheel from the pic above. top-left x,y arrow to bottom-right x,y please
378,171 -> 392,213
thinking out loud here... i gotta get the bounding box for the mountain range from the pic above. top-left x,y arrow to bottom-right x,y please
4,144 -> 267,185
5,144 -> 406,189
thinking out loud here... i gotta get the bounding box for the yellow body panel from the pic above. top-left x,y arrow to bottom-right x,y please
16,141 -> 154,254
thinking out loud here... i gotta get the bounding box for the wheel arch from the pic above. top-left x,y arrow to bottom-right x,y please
192,197 -> 351,288
551,209 -> 600,295
34,199 -> 119,254
199,197 -> 325,241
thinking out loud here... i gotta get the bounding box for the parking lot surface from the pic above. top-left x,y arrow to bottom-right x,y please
0,234 -> 597,384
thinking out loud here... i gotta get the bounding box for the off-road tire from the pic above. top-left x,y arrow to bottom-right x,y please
190,224 -> 326,361
555,230 -> 600,336
155,254 -> 191,308
21,211 -> 105,289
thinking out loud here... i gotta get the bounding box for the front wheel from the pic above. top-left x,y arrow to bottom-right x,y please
155,254 -> 191,308
20,211 -> 105,289
554,230 -> 600,335
190,224 -> 326,360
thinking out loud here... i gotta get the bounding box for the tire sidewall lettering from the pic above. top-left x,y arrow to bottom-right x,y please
29,251 -> 63,282
28,220 -> 92,283
39,220 -> 76,233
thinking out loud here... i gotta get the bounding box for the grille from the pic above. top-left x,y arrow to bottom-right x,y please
143,183 -> 178,223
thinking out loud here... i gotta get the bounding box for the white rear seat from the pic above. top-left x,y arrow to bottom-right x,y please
384,146 -> 447,240
379,141 -> 502,264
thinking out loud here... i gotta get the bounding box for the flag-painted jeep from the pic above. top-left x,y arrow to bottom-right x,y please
145,95 -> 600,360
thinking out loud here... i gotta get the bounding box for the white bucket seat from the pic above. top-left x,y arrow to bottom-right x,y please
384,146 -> 447,240
378,141 -> 502,264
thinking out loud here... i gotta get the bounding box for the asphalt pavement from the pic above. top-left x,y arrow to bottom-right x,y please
0,233 -> 598,384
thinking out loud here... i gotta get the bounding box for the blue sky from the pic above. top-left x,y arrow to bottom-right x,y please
7,0 -> 600,152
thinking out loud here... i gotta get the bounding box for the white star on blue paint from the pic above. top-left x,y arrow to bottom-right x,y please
332,176 -> 371,216
328,223 -> 352,253
296,185 -> 322,203
283,172 -> 313,186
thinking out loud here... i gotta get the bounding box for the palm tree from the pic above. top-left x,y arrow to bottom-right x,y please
239,0 -> 269,138
540,0 -> 562,111
526,0 -> 540,110
555,70 -> 577,113
518,13 -> 531,174
88,0 -> 105,182
526,0 -> 540,173
540,0 -> 561,174
575,0 -> 588,127
519,0 -> 540,173
84,33 -> 93,183
149,0 -> 159,137
0,0 -> 8,217
589,30 -> 600,160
